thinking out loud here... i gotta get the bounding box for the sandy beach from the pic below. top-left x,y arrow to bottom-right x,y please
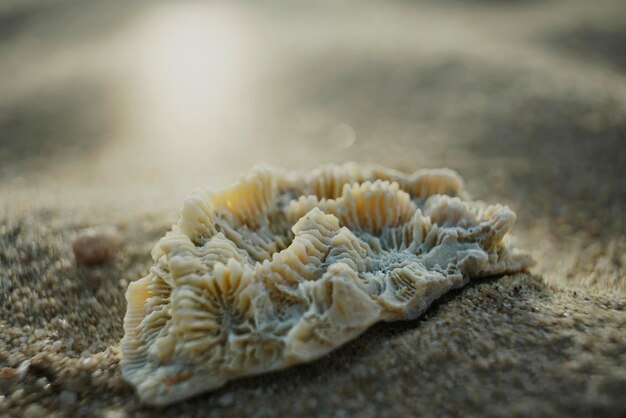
1,0 -> 625,416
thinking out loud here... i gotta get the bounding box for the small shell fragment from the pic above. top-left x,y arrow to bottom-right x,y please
120,163 -> 533,405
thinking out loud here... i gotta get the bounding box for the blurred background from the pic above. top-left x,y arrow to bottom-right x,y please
0,0 -> 625,290
1,2 -> 625,416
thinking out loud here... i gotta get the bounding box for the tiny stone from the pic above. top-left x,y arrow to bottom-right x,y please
103,408 -> 128,418
10,388 -> 24,401
59,390 -> 78,409
24,403 -> 46,418
67,376 -> 89,392
335,409 -> 347,418
374,391 -> 385,402
17,360 -> 30,381
36,377 -> 49,388
72,227 -> 120,266
81,357 -> 95,370
353,364 -> 368,378
34,329 -> 45,339
0,367 -> 17,379
217,392 -> 234,407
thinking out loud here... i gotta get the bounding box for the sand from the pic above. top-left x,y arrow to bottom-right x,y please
1,0 -> 625,416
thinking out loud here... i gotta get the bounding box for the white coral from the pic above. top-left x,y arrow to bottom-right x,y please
120,163 -> 533,405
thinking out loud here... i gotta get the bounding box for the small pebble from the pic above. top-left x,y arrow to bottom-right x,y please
72,227 -> 120,266
10,388 -> 24,401
217,392 -> 234,407
103,408 -> 128,418
16,360 -> 30,381
24,403 -> 45,418
334,409 -> 347,418
352,364 -> 368,378
59,390 -> 78,409
0,367 -> 17,379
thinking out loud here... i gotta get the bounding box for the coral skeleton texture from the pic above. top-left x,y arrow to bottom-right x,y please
121,163 -> 533,405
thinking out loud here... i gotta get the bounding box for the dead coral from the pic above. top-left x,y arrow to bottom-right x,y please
120,163 -> 533,405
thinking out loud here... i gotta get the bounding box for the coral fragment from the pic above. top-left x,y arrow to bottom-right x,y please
120,163 -> 533,405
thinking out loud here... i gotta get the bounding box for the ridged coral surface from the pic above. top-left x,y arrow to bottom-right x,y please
121,163 -> 533,405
